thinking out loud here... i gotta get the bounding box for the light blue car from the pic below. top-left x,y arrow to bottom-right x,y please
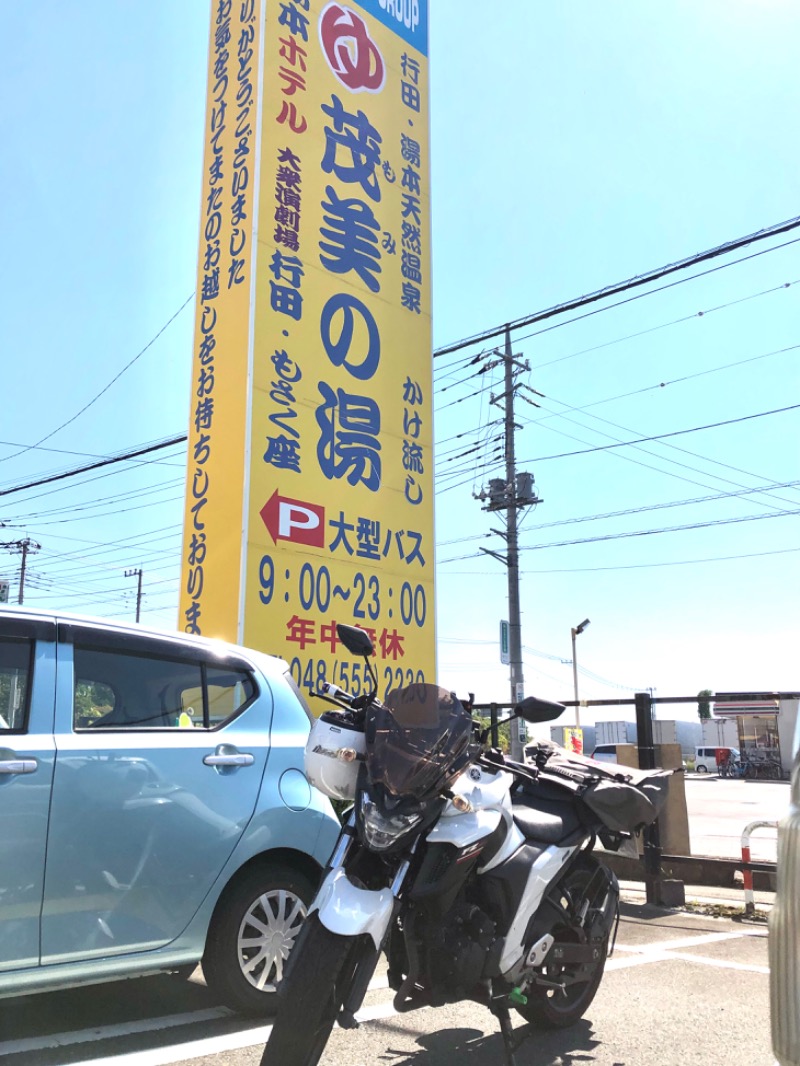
0,609 -> 341,1014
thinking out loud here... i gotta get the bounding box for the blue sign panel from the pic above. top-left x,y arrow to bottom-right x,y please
356,0 -> 428,56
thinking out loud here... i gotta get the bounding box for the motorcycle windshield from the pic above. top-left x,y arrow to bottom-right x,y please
366,684 -> 472,799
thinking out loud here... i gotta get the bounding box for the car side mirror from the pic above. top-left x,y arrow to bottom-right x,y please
336,623 -> 375,658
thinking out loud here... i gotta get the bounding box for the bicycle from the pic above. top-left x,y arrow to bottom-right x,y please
719,753 -> 746,779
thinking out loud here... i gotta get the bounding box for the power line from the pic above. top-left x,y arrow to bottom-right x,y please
433,216 -> 800,358
519,508 -> 800,553
436,332 -> 800,499
522,397 -> 800,511
435,395 -> 798,499
528,279 -> 798,372
436,481 -> 800,547
0,293 -> 194,467
0,437 -> 187,501
440,508 -> 799,564
518,402 -> 800,465
443,545 -> 800,575
42,539 -> 182,578
4,477 -> 183,523
537,340 -> 800,415
5,493 -> 184,528
508,238 -> 800,360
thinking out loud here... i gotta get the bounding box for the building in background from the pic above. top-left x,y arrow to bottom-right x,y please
713,695 -> 799,776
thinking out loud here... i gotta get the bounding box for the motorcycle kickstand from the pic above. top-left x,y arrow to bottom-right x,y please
490,999 -> 523,1066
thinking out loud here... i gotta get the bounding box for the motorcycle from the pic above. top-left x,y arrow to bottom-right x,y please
262,624 -> 674,1066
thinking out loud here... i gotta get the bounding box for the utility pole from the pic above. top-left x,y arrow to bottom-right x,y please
477,325 -> 542,761
503,327 -> 524,759
125,568 -> 143,622
0,538 -> 41,605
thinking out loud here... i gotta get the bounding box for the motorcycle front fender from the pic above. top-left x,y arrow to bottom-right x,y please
309,867 -> 395,949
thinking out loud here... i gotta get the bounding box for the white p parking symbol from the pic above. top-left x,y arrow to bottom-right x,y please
260,491 -> 326,548
279,502 -> 321,539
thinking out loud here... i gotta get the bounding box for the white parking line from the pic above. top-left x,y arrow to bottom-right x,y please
12,931 -> 767,1066
665,951 -> 769,975
12,977 -> 390,1066
72,1024 -> 276,1066
614,928 -> 767,954
608,928 -> 769,974
1,1009 -> 232,1060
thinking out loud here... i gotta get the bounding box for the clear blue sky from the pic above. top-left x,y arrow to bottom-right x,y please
1,1 -> 798,720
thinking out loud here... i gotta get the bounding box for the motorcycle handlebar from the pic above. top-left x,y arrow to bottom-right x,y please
320,681 -> 355,705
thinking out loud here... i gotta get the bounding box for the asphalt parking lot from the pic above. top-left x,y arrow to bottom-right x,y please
0,778 -> 782,1066
0,891 -> 773,1066
681,775 -> 784,862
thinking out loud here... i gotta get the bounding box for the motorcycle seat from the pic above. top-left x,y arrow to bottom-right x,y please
511,794 -> 584,845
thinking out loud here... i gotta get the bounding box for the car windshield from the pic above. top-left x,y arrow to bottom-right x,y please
365,684 -> 472,799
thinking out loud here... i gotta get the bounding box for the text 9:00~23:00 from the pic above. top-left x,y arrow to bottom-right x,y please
260,556 -> 427,628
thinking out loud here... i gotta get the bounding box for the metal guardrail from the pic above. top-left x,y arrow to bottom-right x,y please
741,820 -> 778,916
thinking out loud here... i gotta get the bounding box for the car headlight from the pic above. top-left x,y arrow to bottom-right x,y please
359,794 -> 423,850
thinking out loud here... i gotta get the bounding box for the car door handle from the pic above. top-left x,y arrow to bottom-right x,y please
203,751 -> 255,768
0,757 -> 38,775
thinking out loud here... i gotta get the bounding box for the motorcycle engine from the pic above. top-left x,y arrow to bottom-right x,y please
426,902 -> 496,997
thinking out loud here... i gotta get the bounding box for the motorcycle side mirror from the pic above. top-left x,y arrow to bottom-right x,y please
515,696 -> 566,724
336,623 -> 375,658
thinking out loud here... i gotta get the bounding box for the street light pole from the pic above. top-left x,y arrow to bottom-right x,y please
570,618 -> 590,728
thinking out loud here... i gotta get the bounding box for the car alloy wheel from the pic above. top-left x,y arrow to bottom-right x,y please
237,886 -> 309,993
203,862 -> 317,1014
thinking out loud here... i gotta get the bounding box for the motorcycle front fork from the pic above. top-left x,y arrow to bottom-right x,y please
326,817 -> 413,1029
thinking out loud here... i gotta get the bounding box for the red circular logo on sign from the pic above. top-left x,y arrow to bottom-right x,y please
319,3 -> 386,94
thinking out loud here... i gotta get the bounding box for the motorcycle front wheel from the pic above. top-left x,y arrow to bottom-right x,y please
515,858 -> 609,1029
260,914 -> 357,1066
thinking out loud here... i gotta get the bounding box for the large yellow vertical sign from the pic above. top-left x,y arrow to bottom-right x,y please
181,0 -> 435,700
180,0 -> 262,639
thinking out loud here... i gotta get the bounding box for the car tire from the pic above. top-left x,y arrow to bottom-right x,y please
202,861 -> 316,1016
696,765 -> 708,773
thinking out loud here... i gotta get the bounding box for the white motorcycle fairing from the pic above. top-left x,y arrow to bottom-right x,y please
309,867 -> 395,949
497,843 -> 578,975
427,764 -> 525,874
427,762 -> 586,974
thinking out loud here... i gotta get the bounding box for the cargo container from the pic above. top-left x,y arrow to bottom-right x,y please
595,720 -> 637,746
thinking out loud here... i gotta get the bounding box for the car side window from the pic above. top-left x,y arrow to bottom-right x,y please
205,666 -> 257,727
73,644 -> 203,730
72,641 -> 257,731
0,636 -> 33,732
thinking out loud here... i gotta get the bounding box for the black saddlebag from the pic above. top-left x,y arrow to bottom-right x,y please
532,747 -> 674,834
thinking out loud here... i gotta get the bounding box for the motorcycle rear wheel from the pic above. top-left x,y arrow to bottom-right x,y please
515,858 -> 609,1029
260,914 -> 356,1066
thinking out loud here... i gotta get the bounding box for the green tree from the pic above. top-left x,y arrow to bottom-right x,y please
475,715 -> 511,754
697,689 -> 713,721
74,680 -> 114,722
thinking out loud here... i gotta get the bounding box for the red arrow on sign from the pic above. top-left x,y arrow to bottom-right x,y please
260,491 -> 326,548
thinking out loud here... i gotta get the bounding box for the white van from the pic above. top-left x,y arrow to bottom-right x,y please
695,745 -> 739,773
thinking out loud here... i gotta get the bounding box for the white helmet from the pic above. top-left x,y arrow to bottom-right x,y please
305,714 -> 366,801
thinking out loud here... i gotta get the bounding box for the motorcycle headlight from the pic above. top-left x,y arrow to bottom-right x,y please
359,793 -> 423,850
